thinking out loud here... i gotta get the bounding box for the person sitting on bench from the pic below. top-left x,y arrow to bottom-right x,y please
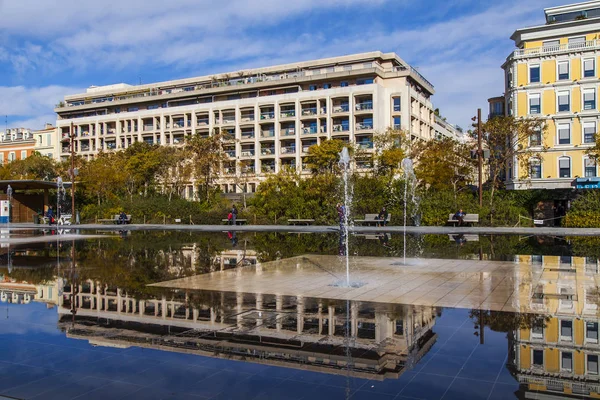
376,206 -> 388,227
453,209 -> 466,226
118,211 -> 128,225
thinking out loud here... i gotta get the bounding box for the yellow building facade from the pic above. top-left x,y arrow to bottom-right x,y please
503,1 -> 600,189
511,254 -> 600,397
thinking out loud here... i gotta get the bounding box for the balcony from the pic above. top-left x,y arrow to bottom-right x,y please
320,106 -> 327,115
281,127 -> 296,136
261,164 -> 275,173
281,146 -> 296,155
240,149 -> 255,157
333,104 -> 349,113
224,149 -> 236,158
260,111 -> 275,120
222,117 -> 236,125
261,130 -> 275,138
356,122 -> 373,131
240,114 -> 255,123
143,125 -> 154,132
355,101 -> 373,111
301,107 -> 317,116
261,147 -> 275,156
333,124 -> 349,132
243,165 -> 255,174
302,126 -> 317,135
511,40 -> 600,59
280,110 -> 296,119
241,131 -> 255,140
223,167 -> 235,175
197,118 -> 209,126
358,141 -> 373,149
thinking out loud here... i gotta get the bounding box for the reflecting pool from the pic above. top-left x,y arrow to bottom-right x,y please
0,231 -> 598,399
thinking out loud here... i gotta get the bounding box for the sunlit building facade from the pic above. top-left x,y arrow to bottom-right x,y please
55,52 -> 438,196
502,1 -> 600,190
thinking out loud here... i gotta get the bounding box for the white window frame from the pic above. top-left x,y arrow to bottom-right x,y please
530,127 -> 542,147
561,351 -> 573,372
583,58 -> 596,78
532,348 -> 544,367
557,123 -> 571,145
530,158 -> 542,179
529,93 -> 541,115
587,354 -> 599,375
529,63 -> 541,83
531,325 -> 544,340
0,153 -> 4,164
583,121 -> 596,144
560,319 -> 574,342
557,90 -> 571,112
559,157 -> 571,177
557,60 -> 570,80
585,321 -> 599,344
583,88 -> 596,111
8,152 -> 15,162
20,150 -> 26,160
584,156 -> 597,178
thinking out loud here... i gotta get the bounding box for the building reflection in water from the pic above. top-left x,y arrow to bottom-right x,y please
509,255 -> 600,398
56,281 -> 437,380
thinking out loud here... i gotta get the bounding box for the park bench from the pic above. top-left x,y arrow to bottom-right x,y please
447,213 -> 479,226
98,214 -> 132,224
354,213 -> 391,226
287,219 -> 315,225
221,219 -> 247,225
40,214 -> 72,225
448,234 -> 479,242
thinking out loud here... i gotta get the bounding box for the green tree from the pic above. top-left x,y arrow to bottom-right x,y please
373,128 -> 406,177
157,146 -> 193,201
186,132 -> 226,202
79,151 -> 126,205
414,138 -> 475,195
305,139 -> 351,174
479,116 -> 547,221
122,142 -> 163,199
0,152 -> 57,180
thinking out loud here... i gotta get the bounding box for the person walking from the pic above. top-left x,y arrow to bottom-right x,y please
46,206 -> 54,226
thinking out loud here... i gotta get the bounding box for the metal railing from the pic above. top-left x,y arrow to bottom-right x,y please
355,102 -> 373,111
513,40 -> 600,59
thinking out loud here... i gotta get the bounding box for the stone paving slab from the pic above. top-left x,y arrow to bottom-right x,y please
151,255 -> 584,314
4,223 -> 600,236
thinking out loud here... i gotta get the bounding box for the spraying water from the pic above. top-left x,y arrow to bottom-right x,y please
339,147 -> 351,286
401,158 -> 420,265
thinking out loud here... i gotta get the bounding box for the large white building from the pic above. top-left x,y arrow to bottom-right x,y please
55,51 -> 440,195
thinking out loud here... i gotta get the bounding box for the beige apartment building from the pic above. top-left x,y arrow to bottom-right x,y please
55,51 -> 439,196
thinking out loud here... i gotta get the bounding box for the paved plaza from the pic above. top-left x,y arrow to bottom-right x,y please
153,254 -> 592,314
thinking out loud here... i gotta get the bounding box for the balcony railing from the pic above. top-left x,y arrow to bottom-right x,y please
197,119 -> 209,126
356,123 -> 373,131
243,166 -> 255,173
260,112 -> 275,120
301,108 -> 317,116
261,130 -> 275,138
281,146 -> 296,154
241,115 -> 255,122
358,142 -> 373,149
355,102 -> 373,111
241,150 -> 255,157
241,132 -> 255,140
302,126 -> 317,135
333,124 -> 349,132
225,150 -> 236,157
281,128 -> 295,136
512,40 -> 600,59
222,117 -> 236,124
280,110 -> 296,118
333,104 -> 349,113
261,147 -> 275,155
262,165 -> 275,173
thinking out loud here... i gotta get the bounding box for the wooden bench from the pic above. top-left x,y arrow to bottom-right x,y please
448,234 -> 479,242
447,213 -> 479,226
355,213 -> 391,226
98,214 -> 132,224
221,219 -> 247,225
288,219 -> 315,225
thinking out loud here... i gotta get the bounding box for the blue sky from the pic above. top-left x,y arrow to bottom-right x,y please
0,0 -> 566,132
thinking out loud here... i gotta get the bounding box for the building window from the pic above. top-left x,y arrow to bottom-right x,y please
529,94 -> 541,114
585,158 -> 597,177
357,78 -> 374,85
20,151 -> 26,160
587,322 -> 599,343
323,83 -> 332,89
341,81 -> 348,87
530,128 -> 542,146
569,36 -> 586,48
531,325 -> 544,339
46,134 -> 52,146
393,117 -> 401,130
588,355 -> 599,375
8,152 -> 15,162
0,154 -> 4,164
530,160 -> 542,179
326,67 -> 335,73
558,91 -> 570,112
127,106 -> 139,112
558,61 -> 570,80
530,65 -> 540,83
393,97 -> 401,112
561,352 -> 573,372
343,65 -> 352,71
584,122 -> 596,143
533,349 -> 544,366
559,157 -> 571,178
558,124 -> 570,145
309,85 -> 317,91
584,89 -> 596,110
584,58 -> 596,78
561,320 -> 573,340
543,39 -> 560,50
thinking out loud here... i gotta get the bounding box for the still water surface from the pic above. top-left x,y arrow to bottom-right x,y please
0,231 -> 597,399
